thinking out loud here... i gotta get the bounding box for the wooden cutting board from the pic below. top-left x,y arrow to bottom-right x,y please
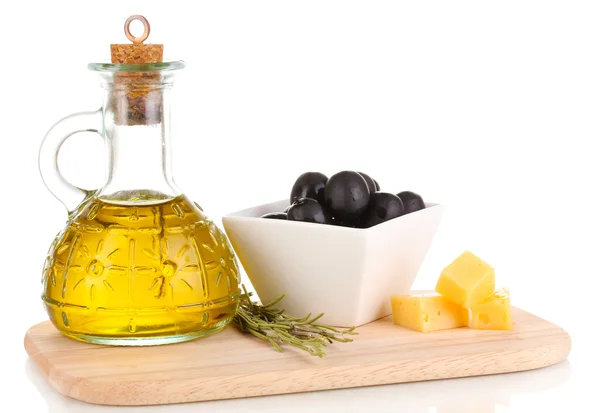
24,307 -> 570,406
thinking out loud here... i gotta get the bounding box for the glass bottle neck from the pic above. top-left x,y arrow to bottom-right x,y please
96,72 -> 180,205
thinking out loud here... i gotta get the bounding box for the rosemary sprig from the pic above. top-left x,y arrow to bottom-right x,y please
233,285 -> 357,358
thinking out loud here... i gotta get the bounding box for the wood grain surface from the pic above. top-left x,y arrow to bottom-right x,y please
24,307 -> 571,406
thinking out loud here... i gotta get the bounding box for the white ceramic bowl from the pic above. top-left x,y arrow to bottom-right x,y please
222,199 -> 443,327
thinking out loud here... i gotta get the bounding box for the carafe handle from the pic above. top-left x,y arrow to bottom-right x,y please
38,109 -> 103,212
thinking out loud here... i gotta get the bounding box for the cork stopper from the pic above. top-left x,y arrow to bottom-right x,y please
110,15 -> 163,64
108,15 -> 165,126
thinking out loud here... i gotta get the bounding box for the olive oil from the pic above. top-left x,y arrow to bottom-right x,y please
42,195 -> 240,345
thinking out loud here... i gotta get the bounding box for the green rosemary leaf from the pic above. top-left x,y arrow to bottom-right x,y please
304,313 -> 325,325
248,328 -> 269,340
262,294 -> 286,308
268,337 -> 284,352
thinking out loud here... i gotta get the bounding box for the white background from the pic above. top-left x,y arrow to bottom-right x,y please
1,1 -> 599,411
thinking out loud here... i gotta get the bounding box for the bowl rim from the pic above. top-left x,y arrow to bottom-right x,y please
222,199 -> 442,232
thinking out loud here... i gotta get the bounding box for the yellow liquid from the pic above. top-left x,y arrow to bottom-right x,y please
42,195 -> 240,345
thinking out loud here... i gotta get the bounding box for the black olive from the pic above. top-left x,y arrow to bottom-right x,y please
287,198 -> 328,224
396,191 -> 426,214
290,172 -> 328,204
358,172 -> 377,195
324,171 -> 370,219
330,215 -> 359,228
362,192 -> 405,227
261,212 -> 288,220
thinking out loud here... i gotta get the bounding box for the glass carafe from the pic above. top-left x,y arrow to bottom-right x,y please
39,61 -> 241,345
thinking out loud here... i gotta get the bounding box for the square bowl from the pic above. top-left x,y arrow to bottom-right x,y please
222,199 -> 443,327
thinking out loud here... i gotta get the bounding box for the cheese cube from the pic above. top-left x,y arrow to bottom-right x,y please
390,291 -> 469,333
435,251 -> 495,308
470,288 -> 513,330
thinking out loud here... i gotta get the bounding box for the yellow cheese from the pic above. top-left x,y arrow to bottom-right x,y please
470,288 -> 513,330
390,291 -> 469,333
435,251 -> 495,308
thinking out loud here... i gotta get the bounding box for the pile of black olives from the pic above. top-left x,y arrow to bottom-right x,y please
261,171 -> 426,228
